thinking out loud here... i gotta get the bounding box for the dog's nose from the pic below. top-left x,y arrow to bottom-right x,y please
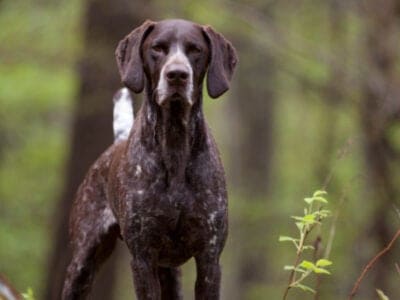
166,67 -> 189,85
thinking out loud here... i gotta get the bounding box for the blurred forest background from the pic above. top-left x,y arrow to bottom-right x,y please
1,0 -> 400,299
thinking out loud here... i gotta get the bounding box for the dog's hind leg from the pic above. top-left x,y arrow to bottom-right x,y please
159,267 -> 182,300
62,171 -> 119,300
62,224 -> 118,300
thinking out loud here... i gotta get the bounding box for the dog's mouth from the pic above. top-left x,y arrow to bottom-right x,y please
170,92 -> 184,102
157,89 -> 192,106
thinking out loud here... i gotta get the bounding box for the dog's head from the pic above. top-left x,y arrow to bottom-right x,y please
115,19 -> 238,106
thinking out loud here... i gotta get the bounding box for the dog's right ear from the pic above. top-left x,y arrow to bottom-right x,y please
115,20 -> 155,93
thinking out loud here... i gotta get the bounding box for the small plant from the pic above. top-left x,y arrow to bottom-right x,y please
21,287 -> 35,300
279,190 -> 332,299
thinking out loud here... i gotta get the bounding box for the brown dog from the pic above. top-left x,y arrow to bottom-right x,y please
62,19 -> 237,300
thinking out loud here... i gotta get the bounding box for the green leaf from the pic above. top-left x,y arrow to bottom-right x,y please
313,190 -> 327,197
316,259 -> 333,267
279,236 -> 296,242
303,214 -> 316,222
376,289 -> 390,300
22,288 -> 35,300
314,267 -> 331,275
299,260 -> 315,270
294,283 -> 316,294
292,215 -> 317,225
304,197 -> 314,204
304,191 -> 328,204
312,196 -> 328,204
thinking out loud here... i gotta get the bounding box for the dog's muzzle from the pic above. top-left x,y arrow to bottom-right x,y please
156,47 -> 193,106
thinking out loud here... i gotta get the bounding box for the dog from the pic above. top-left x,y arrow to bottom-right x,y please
62,19 -> 237,300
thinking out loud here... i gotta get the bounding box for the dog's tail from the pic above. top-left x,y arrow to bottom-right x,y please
113,87 -> 134,142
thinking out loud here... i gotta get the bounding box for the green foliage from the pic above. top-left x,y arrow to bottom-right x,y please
0,0 -> 81,294
1,0 -> 399,299
280,191 -> 332,298
21,288 -> 35,300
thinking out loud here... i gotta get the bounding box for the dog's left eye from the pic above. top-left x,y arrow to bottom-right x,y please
186,43 -> 201,54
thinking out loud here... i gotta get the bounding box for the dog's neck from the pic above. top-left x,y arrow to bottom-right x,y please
137,91 -> 206,185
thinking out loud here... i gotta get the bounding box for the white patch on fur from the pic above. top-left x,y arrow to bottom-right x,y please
102,207 -> 116,231
208,212 -> 217,226
137,190 -> 144,195
209,235 -> 217,246
113,88 -> 134,142
135,165 -> 142,177
207,211 -> 218,232
156,46 -> 193,105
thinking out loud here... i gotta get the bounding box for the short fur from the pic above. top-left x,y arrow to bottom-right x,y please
62,19 -> 237,300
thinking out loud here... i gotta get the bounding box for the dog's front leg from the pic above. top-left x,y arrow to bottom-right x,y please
194,253 -> 221,300
158,267 -> 182,300
129,251 -> 161,300
123,212 -> 163,299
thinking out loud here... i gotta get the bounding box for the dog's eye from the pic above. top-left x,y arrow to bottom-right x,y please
186,43 -> 201,54
152,44 -> 168,54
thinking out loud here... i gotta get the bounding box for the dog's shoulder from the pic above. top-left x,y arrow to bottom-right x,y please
78,141 -> 127,188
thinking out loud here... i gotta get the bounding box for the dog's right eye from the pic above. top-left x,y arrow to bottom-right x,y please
151,44 -> 168,54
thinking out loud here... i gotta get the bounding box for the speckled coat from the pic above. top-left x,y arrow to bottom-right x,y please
62,19 -> 237,300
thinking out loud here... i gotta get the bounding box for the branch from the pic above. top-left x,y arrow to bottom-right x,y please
348,228 -> 400,299
282,228 -> 312,300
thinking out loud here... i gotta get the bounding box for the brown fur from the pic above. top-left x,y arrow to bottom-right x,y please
62,19 -> 237,300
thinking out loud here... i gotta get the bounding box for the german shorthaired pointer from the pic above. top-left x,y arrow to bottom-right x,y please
62,19 -> 237,300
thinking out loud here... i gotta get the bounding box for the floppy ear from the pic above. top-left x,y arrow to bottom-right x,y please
202,26 -> 238,99
115,20 -> 155,93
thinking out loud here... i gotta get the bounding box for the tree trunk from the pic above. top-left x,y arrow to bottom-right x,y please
228,35 -> 276,299
360,0 -> 400,295
44,1 -> 153,299
313,2 -> 347,298
315,0 -> 346,187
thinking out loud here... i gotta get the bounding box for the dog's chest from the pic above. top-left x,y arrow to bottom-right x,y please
117,164 -> 227,265
154,187 -> 226,266
130,181 -> 225,233
109,141 -> 228,266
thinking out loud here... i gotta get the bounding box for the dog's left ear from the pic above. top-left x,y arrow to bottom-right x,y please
202,26 -> 238,99
115,20 -> 155,93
